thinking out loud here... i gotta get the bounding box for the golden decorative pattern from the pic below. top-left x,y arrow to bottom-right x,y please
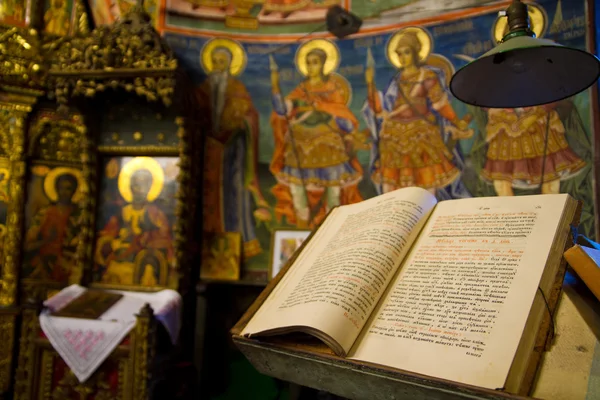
28,112 -> 86,162
97,145 -> 180,155
0,108 -> 28,307
44,4 -> 177,106
132,304 -> 156,400
0,26 -> 45,88
76,118 -> 96,287
14,305 -> 37,400
75,0 -> 90,36
133,131 -> 143,141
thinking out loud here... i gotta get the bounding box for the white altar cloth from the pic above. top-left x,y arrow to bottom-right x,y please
40,284 -> 182,382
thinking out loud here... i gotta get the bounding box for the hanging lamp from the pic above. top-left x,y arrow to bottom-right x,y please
449,0 -> 600,108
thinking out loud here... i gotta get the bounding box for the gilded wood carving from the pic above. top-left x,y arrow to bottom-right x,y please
0,101 -> 39,307
44,3 -> 178,107
1,2 -> 193,397
0,310 -> 18,394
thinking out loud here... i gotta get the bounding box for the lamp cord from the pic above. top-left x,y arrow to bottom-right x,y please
538,110 -> 552,194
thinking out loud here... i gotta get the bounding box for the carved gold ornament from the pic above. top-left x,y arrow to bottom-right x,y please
386,26 -> 432,68
200,37 -> 247,77
0,27 -> 45,88
118,156 -> 165,203
43,3 -> 178,106
295,38 -> 340,77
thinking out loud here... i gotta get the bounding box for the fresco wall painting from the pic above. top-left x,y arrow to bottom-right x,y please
162,0 -> 597,282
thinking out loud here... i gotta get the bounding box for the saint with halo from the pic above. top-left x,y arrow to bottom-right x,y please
465,4 -> 588,197
94,157 -> 174,286
270,38 -> 367,228
23,167 -> 86,283
197,37 -> 270,261
363,27 -> 473,199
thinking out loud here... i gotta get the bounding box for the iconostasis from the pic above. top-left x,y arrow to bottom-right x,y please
3,0 -> 594,285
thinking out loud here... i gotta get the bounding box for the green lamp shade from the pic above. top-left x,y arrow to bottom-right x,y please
449,35 -> 600,108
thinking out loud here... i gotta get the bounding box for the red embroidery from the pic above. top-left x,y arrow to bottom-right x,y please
63,329 -> 106,360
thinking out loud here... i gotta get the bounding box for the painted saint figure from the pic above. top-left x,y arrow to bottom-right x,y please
198,38 -> 270,260
270,39 -> 366,228
363,28 -> 472,197
95,157 -> 174,286
44,0 -> 70,36
23,169 -> 84,283
479,104 -> 586,196
0,0 -> 25,23
470,5 -> 586,196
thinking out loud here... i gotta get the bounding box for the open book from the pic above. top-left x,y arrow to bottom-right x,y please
240,187 -> 580,393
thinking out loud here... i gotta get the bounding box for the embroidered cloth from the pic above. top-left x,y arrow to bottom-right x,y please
40,284 -> 182,382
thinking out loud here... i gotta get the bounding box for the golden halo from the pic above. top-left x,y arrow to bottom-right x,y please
43,167 -> 87,203
387,27 -> 432,69
493,3 -> 547,44
295,39 -> 340,77
200,37 -> 247,77
118,157 -> 164,203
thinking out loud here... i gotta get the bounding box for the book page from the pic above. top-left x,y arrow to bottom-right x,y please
350,194 -> 570,389
242,187 -> 437,355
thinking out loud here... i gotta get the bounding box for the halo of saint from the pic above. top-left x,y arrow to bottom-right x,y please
43,167 -> 87,203
386,26 -> 432,68
294,39 -> 351,104
295,38 -> 340,76
200,37 -> 247,77
493,3 -> 547,43
117,157 -> 164,203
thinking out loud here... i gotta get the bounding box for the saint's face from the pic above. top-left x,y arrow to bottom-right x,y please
51,0 -> 65,8
306,54 -> 324,79
396,45 -> 415,68
211,51 -> 231,73
56,178 -> 76,203
130,171 -> 152,203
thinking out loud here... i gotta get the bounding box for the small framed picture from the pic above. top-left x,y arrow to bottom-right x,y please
269,229 -> 311,280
